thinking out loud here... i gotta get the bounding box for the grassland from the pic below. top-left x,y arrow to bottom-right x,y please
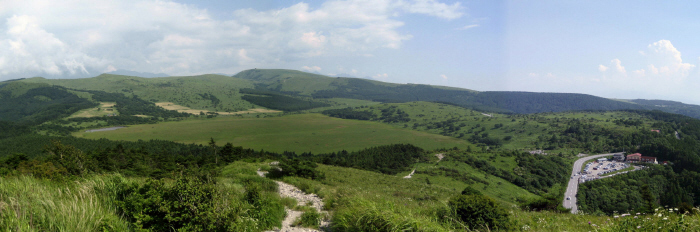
337,101 -> 657,153
21,74 -> 259,112
67,102 -> 117,118
72,113 -> 472,153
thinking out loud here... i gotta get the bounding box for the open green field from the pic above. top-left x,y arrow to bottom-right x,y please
73,113 -> 472,153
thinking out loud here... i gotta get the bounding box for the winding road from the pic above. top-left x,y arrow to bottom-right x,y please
563,153 -> 621,214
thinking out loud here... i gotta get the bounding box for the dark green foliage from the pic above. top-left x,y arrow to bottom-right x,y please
0,121 -> 30,139
240,88 -> 329,111
44,140 -> 92,176
311,144 -> 428,175
267,159 -> 326,180
446,151 -> 569,195
114,175 -> 251,231
0,86 -> 97,123
322,107 -> 375,120
578,166 -> 699,215
460,186 -> 482,195
87,90 -> 190,118
448,194 -> 511,230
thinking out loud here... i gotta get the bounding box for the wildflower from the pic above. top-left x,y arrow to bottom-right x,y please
636,213 -> 641,215
634,216 -> 638,219
663,217 -> 668,220
637,226 -> 641,229
614,216 -> 619,218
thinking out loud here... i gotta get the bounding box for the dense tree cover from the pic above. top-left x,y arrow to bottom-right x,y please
0,86 -> 97,123
306,144 -> 429,175
87,90 -> 190,118
0,121 -> 30,140
308,78 -> 695,116
445,151 -> 570,195
321,107 -> 375,120
578,166 -> 700,215
578,110 -> 700,214
240,88 -> 330,111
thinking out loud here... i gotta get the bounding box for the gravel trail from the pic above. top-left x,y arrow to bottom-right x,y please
258,169 -> 330,232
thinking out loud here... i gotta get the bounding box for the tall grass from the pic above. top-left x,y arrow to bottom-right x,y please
331,197 -> 453,232
0,175 -> 130,231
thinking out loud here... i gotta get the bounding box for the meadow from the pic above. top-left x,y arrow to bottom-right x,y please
73,113 -> 473,154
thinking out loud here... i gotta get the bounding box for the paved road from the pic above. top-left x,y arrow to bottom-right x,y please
563,153 -> 621,214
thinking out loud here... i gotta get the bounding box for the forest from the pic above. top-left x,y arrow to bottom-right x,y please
240,88 -> 330,111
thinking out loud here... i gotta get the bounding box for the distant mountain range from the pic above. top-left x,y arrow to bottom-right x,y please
233,69 -> 700,118
5,68 -> 700,120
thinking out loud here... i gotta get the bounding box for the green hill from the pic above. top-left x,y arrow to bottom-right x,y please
12,69 -> 700,119
21,74 -> 259,112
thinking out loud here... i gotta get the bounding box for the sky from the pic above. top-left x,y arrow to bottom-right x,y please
1,0 -> 699,104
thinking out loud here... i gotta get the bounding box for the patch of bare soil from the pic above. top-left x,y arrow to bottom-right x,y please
156,102 -> 280,115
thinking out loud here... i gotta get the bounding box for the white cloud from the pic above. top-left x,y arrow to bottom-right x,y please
601,40 -> 695,81
396,0 -> 463,19
645,40 -> 695,77
302,66 -> 322,72
598,64 -> 608,72
0,15 -> 106,77
0,0 -> 463,79
611,59 -> 626,76
528,72 -> 538,77
457,24 -> 479,30
440,74 -> 447,79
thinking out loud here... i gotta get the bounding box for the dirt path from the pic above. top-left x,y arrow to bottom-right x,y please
258,169 -> 330,232
403,169 -> 416,178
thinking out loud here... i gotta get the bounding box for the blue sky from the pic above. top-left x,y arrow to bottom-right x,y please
1,0 -> 699,104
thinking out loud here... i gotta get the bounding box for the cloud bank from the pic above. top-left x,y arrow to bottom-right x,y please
0,0 -> 463,79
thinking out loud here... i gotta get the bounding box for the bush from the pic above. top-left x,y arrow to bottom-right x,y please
268,159 -> 325,180
460,186 -> 482,195
448,194 -> 511,231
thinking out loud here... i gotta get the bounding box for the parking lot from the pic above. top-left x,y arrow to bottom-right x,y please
575,160 -> 632,182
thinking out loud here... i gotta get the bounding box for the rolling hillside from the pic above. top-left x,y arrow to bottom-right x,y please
11,69 -> 700,119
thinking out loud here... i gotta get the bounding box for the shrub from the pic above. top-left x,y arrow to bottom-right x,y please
268,159 -> 325,180
114,175 -> 265,231
460,186 -> 482,195
448,194 -> 511,231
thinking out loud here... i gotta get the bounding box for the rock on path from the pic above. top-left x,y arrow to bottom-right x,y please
258,169 -> 330,232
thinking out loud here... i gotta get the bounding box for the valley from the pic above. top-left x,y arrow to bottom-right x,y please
2,69 -> 700,231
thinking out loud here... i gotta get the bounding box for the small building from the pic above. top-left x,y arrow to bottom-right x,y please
627,153 -> 642,163
597,158 -> 608,162
613,153 -> 625,162
641,156 -> 657,164
651,129 -> 660,133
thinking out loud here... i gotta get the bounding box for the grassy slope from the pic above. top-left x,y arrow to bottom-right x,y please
72,113 -> 472,153
279,163 -> 695,232
346,102 -> 653,150
21,74 -> 259,112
